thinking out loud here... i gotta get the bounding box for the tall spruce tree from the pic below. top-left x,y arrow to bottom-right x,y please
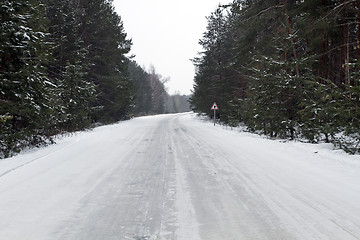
191,6 -> 242,125
241,0 -> 304,138
191,7 -> 225,115
0,0 -> 52,157
128,61 -> 153,115
46,0 -> 96,132
77,0 -> 134,123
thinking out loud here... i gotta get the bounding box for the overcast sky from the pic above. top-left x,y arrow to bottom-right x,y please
113,0 -> 231,95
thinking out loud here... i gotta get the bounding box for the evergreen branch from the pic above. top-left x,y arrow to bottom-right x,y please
322,0 -> 357,19
243,4 -> 284,23
309,40 -> 360,59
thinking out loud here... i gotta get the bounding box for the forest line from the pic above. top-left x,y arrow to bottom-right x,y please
190,0 -> 360,153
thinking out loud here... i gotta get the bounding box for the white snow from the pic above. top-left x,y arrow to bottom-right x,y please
0,113 -> 360,239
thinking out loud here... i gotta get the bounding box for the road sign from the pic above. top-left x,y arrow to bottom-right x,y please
211,102 -> 219,126
211,102 -> 219,110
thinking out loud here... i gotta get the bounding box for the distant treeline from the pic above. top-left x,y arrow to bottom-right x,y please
0,0 -> 189,158
190,0 -> 360,153
129,62 -> 191,116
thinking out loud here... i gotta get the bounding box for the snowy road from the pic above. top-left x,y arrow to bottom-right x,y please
1,113 -> 360,240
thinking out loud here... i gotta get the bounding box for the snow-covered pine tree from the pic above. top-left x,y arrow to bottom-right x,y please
77,0 -> 134,123
0,0 -> 53,157
46,0 -> 96,132
295,0 -> 360,152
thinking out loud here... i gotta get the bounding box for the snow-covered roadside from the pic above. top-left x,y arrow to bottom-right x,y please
0,135 -> 80,178
0,115 -> 164,177
194,112 -> 360,167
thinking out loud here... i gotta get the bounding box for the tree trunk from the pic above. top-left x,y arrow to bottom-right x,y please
345,22 -> 350,86
283,0 -> 300,76
327,39 -> 333,83
357,0 -> 360,86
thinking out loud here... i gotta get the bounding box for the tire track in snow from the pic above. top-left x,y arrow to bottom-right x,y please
168,116 -> 201,240
175,114 -> 360,240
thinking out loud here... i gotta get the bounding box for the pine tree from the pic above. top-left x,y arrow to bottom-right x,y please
77,0 -> 134,123
191,6 -> 242,125
46,0 -> 96,132
299,77 -> 344,143
295,0 -> 360,151
128,61 -> 153,115
0,0 -> 52,157
191,7 -> 225,114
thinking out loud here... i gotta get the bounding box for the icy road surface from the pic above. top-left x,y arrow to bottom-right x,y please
1,113 -> 360,240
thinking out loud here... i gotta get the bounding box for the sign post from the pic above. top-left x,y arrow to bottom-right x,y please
211,102 -> 219,126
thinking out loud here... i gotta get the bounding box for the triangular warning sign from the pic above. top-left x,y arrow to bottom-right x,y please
211,102 -> 219,110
